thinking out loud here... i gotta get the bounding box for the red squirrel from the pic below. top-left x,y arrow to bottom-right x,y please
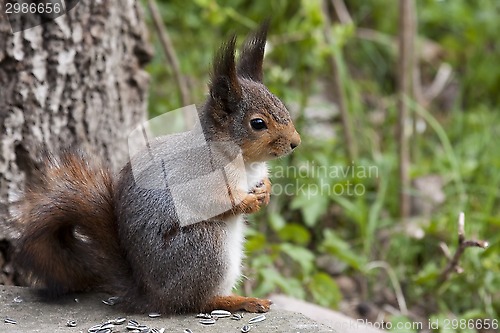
14,22 -> 301,314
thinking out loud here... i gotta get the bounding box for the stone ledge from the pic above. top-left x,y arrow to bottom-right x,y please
1,286 -> 336,333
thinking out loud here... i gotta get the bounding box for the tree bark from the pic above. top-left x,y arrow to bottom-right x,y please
0,0 -> 151,283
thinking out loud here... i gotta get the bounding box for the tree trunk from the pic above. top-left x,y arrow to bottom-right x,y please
0,0 -> 151,284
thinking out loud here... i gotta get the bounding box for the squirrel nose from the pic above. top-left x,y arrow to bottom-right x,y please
290,131 -> 301,150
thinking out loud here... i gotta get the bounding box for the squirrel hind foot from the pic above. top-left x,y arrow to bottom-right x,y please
202,295 -> 272,313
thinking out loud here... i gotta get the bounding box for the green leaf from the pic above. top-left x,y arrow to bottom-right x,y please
245,232 -> 266,253
291,189 -> 329,227
269,212 -> 286,231
461,309 -> 488,320
278,223 -> 311,245
320,230 -> 365,271
308,272 -> 341,308
254,268 -> 305,299
279,243 -> 315,275
414,262 -> 440,285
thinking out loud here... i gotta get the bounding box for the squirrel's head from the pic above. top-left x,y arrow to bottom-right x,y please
203,22 -> 301,163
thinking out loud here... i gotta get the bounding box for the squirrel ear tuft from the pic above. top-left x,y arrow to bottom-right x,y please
209,35 -> 242,108
237,20 -> 270,82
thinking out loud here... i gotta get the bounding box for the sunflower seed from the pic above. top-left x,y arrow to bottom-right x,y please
231,313 -> 243,320
183,329 -> 193,333
96,329 -> 111,333
195,313 -> 212,319
248,314 -> 266,324
127,325 -> 140,330
100,323 -> 115,330
66,320 -> 77,327
241,325 -> 251,333
148,312 -> 161,318
211,309 -> 231,318
88,324 -> 102,332
102,296 -> 120,306
4,318 -> 17,324
199,318 -> 216,325
128,319 -> 139,326
112,317 -> 127,325
137,325 -> 150,331
151,329 -> 165,333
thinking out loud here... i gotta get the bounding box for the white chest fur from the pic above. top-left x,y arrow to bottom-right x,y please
217,162 -> 268,295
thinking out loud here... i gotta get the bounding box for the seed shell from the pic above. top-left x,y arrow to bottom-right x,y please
199,318 -> 216,325
88,324 -> 102,332
96,329 -> 111,333
148,312 -> 161,318
195,313 -> 212,319
231,313 -> 243,320
4,318 -> 17,324
248,314 -> 266,324
241,325 -> 251,333
100,323 -> 115,329
128,319 -> 139,326
137,324 -> 150,332
127,325 -> 140,330
211,309 -> 231,318
66,320 -> 77,327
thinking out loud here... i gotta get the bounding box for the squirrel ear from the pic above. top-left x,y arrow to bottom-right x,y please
209,35 -> 242,108
237,20 -> 269,82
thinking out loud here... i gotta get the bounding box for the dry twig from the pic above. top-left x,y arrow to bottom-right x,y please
331,0 -> 353,24
147,0 -> 191,106
439,212 -> 489,283
323,0 -> 358,161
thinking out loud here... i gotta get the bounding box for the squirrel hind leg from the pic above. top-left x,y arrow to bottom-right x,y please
202,295 -> 272,313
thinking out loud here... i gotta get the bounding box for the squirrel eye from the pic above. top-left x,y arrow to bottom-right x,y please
250,118 -> 267,131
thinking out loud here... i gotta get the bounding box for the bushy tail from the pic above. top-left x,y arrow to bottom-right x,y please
15,149 -> 130,297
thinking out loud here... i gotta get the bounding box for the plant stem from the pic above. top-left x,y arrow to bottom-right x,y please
396,0 -> 415,220
323,0 -> 358,162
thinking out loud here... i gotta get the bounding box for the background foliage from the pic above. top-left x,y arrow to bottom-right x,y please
142,0 -> 500,331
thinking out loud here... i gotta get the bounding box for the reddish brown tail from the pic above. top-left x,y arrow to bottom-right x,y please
15,149 -> 129,297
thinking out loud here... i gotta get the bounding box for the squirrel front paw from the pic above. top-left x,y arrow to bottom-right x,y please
236,179 -> 271,214
251,179 -> 271,207
238,192 -> 263,214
